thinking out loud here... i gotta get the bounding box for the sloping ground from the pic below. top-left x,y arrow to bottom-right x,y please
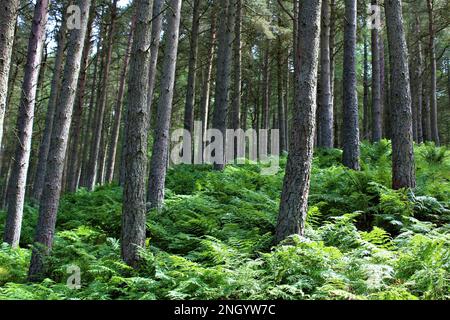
0,141 -> 449,300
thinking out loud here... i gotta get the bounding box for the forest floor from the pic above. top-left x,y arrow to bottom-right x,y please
0,141 -> 449,300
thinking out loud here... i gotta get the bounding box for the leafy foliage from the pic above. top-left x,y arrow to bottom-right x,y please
0,142 -> 448,300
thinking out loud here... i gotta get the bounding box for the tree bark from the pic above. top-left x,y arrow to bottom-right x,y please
147,0 -> 182,209
0,0 -> 19,149
371,0 -> 382,142
275,0 -> 322,243
86,0 -> 117,190
211,0 -> 235,170
183,0 -> 201,137
426,0 -> 439,145
146,0 -> 164,118
317,0 -> 333,148
277,37 -> 286,153
385,0 -> 416,190
363,30 -> 370,140
66,3 -> 96,192
105,18 -> 135,184
342,0 -> 360,170
199,10 -> 217,161
28,0 -> 91,279
121,0 -> 154,268
4,0 -> 50,247
32,13 -> 68,201
230,0 -> 242,131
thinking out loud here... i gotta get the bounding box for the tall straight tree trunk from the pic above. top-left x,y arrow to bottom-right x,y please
86,0 -> 118,191
105,19 -> 134,184
0,0 -> 19,149
66,3 -> 96,192
381,36 -> 391,139
426,0 -> 439,145
363,31 -> 370,140
275,0 -> 322,243
211,0 -> 235,171
183,0 -> 201,137
32,14 -> 67,201
199,10 -> 216,159
342,0 -> 360,170
385,0 -> 416,190
146,0 -> 164,117
28,0 -> 91,280
4,0 -> 50,247
79,37 -> 101,188
411,12 -> 423,143
147,0 -> 182,209
317,0 -> 333,148
121,0 -> 154,268
230,0 -> 242,131
277,37 -> 286,153
261,43 -> 270,130
371,0 -> 382,142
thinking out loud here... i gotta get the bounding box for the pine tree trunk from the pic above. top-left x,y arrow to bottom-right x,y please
342,0 -> 360,170
231,0 -> 242,131
275,0 -> 322,243
371,0 -> 382,142
66,3 -> 96,192
146,0 -> 164,117
121,0 -> 154,268
411,12 -> 423,143
147,0 -> 182,210
86,0 -> 117,191
211,0 -> 235,171
32,14 -> 67,201
277,38 -> 286,153
199,10 -> 216,161
4,0 -> 50,247
385,0 -> 416,190
0,0 -> 19,149
105,18 -> 134,184
183,0 -> 201,137
317,0 -> 333,148
426,0 -> 439,145
363,31 -> 370,140
28,0 -> 91,279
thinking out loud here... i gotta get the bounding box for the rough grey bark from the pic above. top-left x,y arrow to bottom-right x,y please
86,0 -> 117,190
121,0 -> 154,268
147,0 -> 182,209
79,36 -> 101,188
211,0 -> 235,170
371,0 -> 382,142
0,0 -> 19,149
28,0 -> 91,280
261,43 -> 270,130
105,18 -> 134,184
66,3 -> 96,192
146,0 -> 164,116
317,0 -> 333,148
4,0 -> 50,247
381,37 -> 391,139
363,31 -> 370,140
183,0 -> 201,136
199,9 -> 216,162
411,11 -> 423,143
426,0 -> 439,145
342,0 -> 360,170
277,37 -> 286,153
275,0 -> 322,243
385,0 -> 416,190
230,0 -> 242,131
32,15 -> 68,201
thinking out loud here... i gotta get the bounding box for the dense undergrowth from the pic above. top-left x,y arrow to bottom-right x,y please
0,141 -> 449,300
